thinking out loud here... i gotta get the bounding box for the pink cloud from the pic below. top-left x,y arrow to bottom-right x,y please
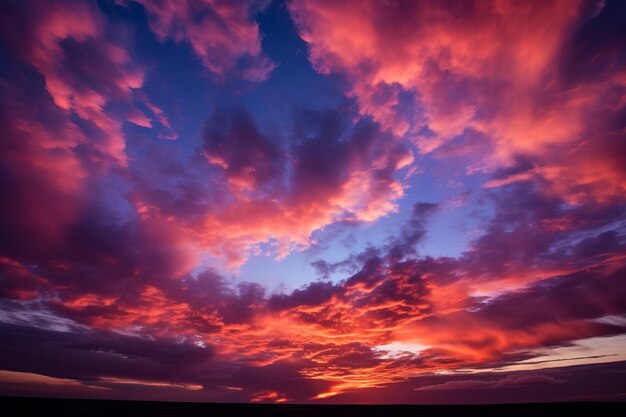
0,0 -> 155,166
132,0 -> 275,81
289,0 -> 581,141
289,0 -> 626,202
132,108 -> 413,266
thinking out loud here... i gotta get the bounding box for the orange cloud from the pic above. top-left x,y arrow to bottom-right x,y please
250,390 -> 289,403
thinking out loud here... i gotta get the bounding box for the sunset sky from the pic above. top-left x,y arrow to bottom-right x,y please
1,0 -> 625,404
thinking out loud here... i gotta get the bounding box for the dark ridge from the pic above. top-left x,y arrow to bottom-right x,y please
1,396 -> 624,417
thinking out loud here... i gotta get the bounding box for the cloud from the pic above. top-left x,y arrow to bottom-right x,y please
289,0 -> 626,202
289,0 -> 582,139
0,0 -> 175,271
386,202 -> 438,261
267,207 -> 438,332
203,108 -> 286,193
131,0 -> 275,81
133,107 -> 414,265
1,315 -> 625,403
416,374 -> 564,391
0,0 -> 156,166
250,390 -> 289,403
2,172 -> 624,399
0,322 -> 214,383
0,370 -> 111,397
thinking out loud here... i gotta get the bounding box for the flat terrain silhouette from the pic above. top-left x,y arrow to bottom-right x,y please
2,396 -> 624,417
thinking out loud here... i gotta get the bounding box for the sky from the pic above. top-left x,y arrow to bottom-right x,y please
0,0 -> 625,404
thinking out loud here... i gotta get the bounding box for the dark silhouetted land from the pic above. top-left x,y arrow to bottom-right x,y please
1,396 -> 624,417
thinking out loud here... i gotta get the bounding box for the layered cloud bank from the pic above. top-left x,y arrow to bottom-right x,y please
0,0 -> 625,404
